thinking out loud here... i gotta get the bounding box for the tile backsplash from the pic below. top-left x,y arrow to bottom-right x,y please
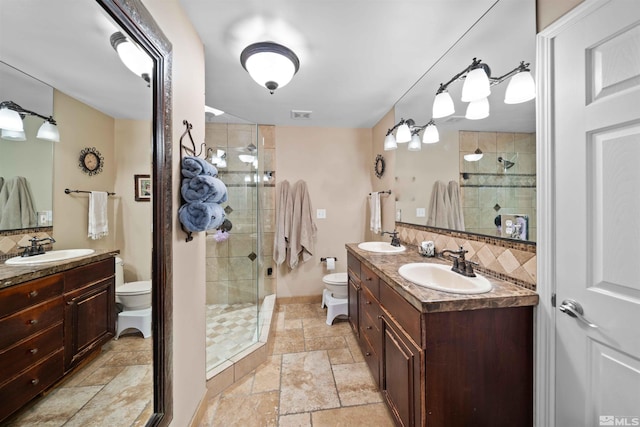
0,227 -> 54,261
396,222 -> 536,291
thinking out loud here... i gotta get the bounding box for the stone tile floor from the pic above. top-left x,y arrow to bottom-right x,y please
198,302 -> 396,426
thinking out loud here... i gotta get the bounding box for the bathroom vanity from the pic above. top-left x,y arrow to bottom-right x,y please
0,251 -> 118,422
346,243 -> 538,427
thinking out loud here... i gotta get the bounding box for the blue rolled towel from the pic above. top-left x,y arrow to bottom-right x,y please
181,175 -> 228,204
182,156 -> 218,178
178,201 -> 225,232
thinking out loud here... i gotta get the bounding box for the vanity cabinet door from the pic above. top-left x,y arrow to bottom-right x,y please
63,277 -> 115,371
380,312 -> 423,427
347,274 -> 360,337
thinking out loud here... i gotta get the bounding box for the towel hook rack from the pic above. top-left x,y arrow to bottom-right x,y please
180,119 -> 205,158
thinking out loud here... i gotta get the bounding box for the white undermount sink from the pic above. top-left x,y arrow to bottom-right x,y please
398,263 -> 492,294
357,241 -> 406,253
5,249 -> 95,266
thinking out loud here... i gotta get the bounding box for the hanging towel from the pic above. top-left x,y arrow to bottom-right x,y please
88,191 -> 109,240
178,201 -> 225,232
273,180 -> 291,266
181,175 -> 228,203
181,156 -> 218,178
288,180 -> 317,269
369,191 -> 381,234
447,181 -> 465,231
0,177 -> 37,229
426,181 -> 452,228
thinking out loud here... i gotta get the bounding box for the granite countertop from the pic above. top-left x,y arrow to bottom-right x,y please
346,243 -> 539,313
0,249 -> 120,289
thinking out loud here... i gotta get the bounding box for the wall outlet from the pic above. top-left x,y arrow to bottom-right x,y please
396,209 -> 402,221
416,208 -> 426,217
316,209 -> 326,219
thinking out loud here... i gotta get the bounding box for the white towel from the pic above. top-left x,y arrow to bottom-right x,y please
369,192 -> 381,234
88,191 -> 109,240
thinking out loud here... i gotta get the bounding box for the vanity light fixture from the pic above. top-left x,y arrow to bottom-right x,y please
110,31 -> 153,84
464,148 -> 484,162
0,100 -> 60,142
432,58 -> 535,119
240,42 -> 300,94
384,118 -> 440,151
205,147 -> 227,168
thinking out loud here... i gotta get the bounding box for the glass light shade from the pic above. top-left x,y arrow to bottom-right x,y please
408,134 -> 422,151
0,107 -> 24,132
384,134 -> 397,151
461,67 -> 491,102
217,158 -> 227,168
395,123 -> 412,143
1,128 -> 26,141
504,71 -> 536,104
464,148 -> 484,162
239,154 -> 256,164
422,123 -> 439,144
241,42 -> 300,94
432,91 -> 455,118
111,32 -> 153,78
204,105 -> 224,116
36,121 -> 60,142
465,97 -> 490,120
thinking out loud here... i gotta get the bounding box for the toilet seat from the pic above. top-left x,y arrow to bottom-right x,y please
116,280 -> 151,295
322,272 -> 348,285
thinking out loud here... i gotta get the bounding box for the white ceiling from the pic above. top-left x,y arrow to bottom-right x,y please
0,0 -> 536,131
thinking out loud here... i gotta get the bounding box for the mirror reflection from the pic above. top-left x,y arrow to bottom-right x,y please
393,0 -> 537,242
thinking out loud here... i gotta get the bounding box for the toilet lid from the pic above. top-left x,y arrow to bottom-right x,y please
116,280 -> 151,295
323,272 -> 348,285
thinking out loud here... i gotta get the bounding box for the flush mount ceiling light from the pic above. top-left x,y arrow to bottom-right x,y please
432,58 -> 535,119
0,100 -> 60,142
464,148 -> 484,162
240,41 -> 300,94
110,31 -> 153,84
384,118 -> 440,151
205,105 -> 225,116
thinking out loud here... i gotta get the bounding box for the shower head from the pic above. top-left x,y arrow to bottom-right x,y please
498,156 -> 516,171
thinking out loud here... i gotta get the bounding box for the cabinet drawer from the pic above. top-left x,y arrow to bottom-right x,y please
360,264 -> 380,299
0,323 -> 63,379
0,349 -> 63,422
360,307 -> 381,352
0,298 -> 64,349
360,332 -> 380,386
347,253 -> 360,279
64,258 -> 114,292
0,274 -> 63,319
380,280 -> 422,345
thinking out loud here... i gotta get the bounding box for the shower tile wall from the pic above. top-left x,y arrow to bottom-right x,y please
459,131 -> 536,240
205,123 -> 276,305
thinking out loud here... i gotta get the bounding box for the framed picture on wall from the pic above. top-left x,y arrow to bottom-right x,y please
134,174 -> 151,202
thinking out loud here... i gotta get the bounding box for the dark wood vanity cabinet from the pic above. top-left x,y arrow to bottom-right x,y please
347,252 -> 533,427
0,257 -> 115,422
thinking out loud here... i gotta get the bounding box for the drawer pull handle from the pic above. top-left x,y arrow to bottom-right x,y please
29,290 -> 38,298
366,326 -> 372,330
31,379 -> 39,386
365,301 -> 371,305
29,319 -> 38,325
366,277 -> 372,281
30,348 -> 39,354
365,352 -> 371,357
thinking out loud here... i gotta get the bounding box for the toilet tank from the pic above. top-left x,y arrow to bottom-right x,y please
115,256 -> 124,288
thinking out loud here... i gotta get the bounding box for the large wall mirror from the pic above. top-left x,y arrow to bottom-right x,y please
1,0 -> 172,425
393,0 -> 537,242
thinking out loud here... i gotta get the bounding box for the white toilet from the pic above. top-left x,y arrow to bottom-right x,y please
114,257 -> 152,339
321,272 -> 348,325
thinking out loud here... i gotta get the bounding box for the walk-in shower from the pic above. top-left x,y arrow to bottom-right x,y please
203,113 -> 275,374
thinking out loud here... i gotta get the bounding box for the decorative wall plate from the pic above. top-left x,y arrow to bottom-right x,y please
79,147 -> 104,176
374,154 -> 385,178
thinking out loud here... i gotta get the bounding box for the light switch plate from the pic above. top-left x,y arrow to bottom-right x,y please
416,208 -> 426,217
316,209 -> 326,219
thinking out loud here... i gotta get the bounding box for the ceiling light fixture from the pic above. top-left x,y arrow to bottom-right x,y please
240,41 -> 300,94
110,31 -> 153,84
464,148 -> 484,162
432,58 -> 535,119
0,100 -> 60,142
205,106 -> 225,116
384,118 -> 440,151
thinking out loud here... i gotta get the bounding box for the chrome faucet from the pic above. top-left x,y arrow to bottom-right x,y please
439,246 -> 477,277
19,237 -> 56,257
381,230 -> 401,247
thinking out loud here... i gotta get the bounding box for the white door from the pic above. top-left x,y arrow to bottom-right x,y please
551,0 -> 640,425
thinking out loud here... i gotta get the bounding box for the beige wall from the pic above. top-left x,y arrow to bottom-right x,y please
143,1 -> 207,425
275,126 -> 372,298
537,0 -> 585,31
53,90 -> 116,251
114,119 -> 152,282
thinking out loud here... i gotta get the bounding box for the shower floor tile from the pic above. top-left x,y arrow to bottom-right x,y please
206,303 -> 259,369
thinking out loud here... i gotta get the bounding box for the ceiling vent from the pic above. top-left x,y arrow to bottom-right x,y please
442,115 -> 466,124
291,110 -> 312,120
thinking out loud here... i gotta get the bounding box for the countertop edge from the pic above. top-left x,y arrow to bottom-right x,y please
346,243 -> 539,313
0,249 -> 120,289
